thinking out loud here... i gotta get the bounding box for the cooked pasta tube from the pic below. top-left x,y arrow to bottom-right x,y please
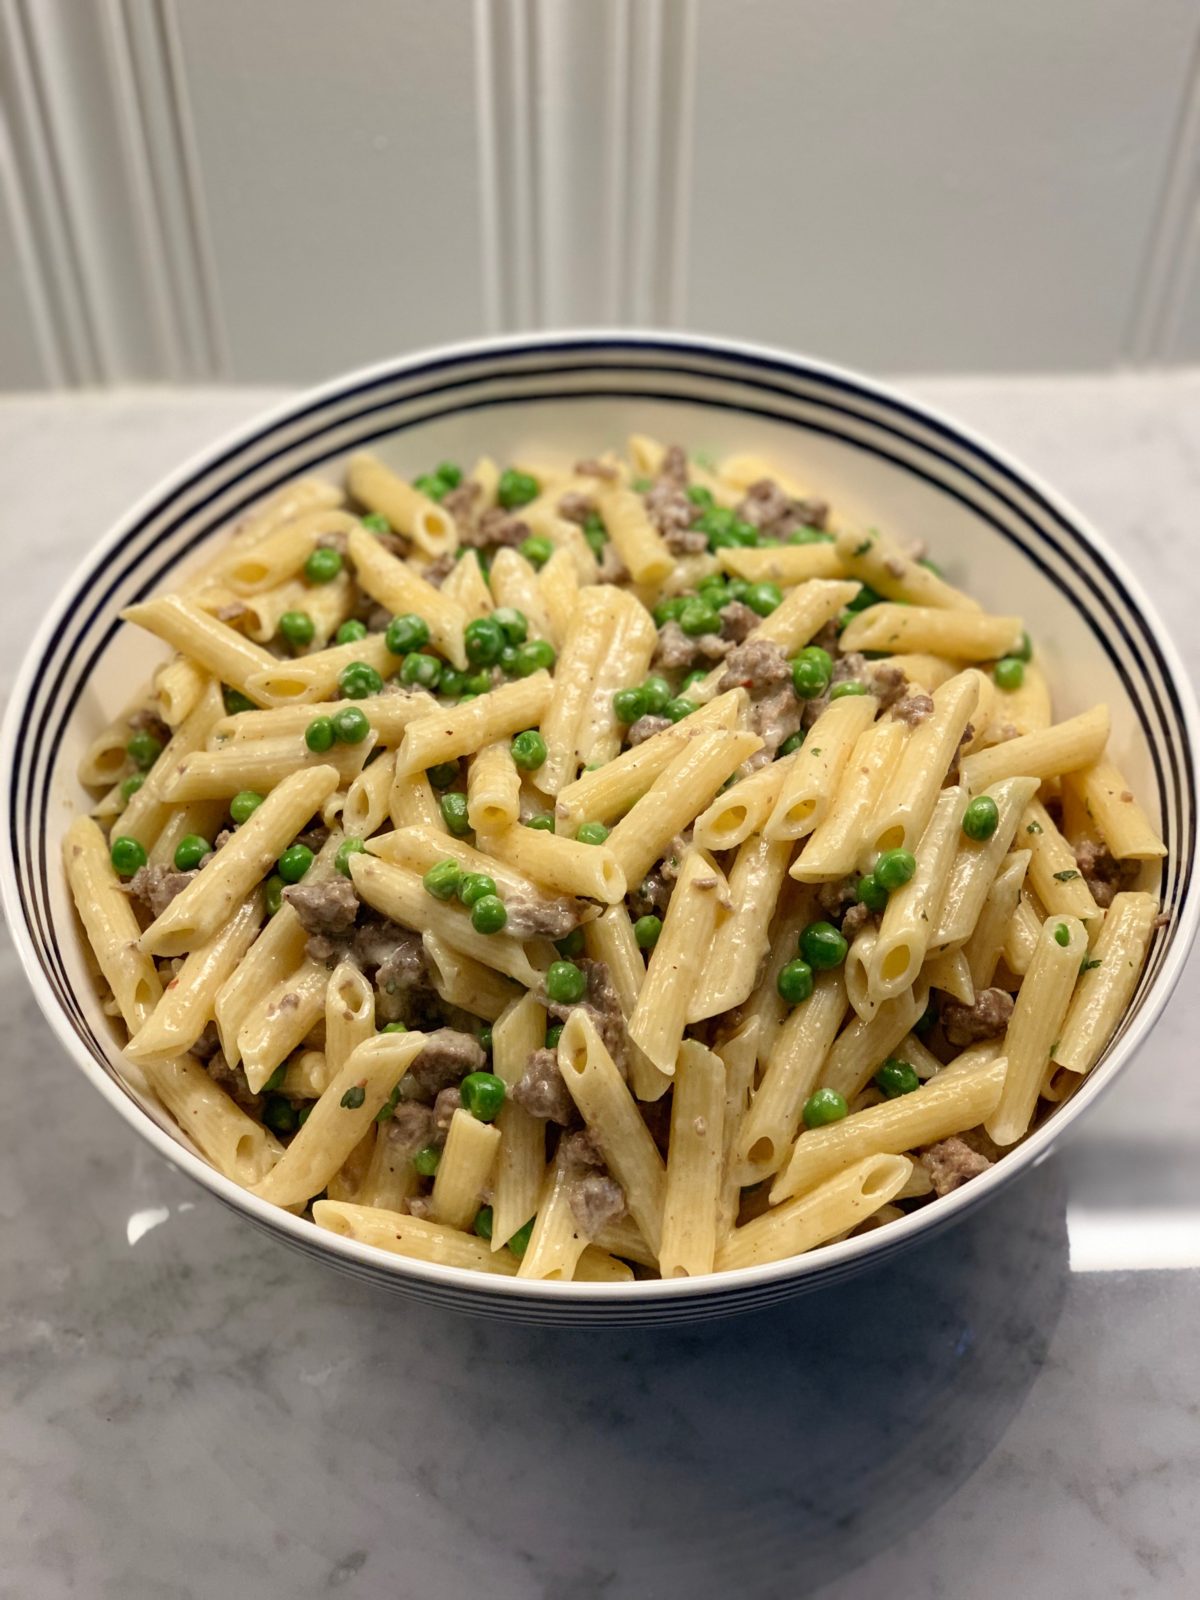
77,686 -> 160,789
348,854 -> 545,986
126,891 -> 263,1061
440,548 -> 494,620
467,740 -> 522,834
422,933 -> 521,1022
869,786 -> 967,999
520,504 -> 600,583
923,947 -> 975,1004
594,487 -> 674,585
313,1202 -> 518,1274
764,694 -> 877,841
717,451 -> 811,498
241,632 -> 397,707
693,755 -> 793,852
397,672 -> 554,775
220,508 -> 360,593
488,548 -> 557,646
717,544 -> 846,584
605,728 -> 761,887
734,969 -> 847,1184
870,671 -> 980,855
533,588 -> 621,794
986,915 -> 1088,1146
878,653 -> 960,692
819,982 -> 929,1103
960,704 -> 1110,792
342,751 -> 398,839
238,958 -> 329,1093
160,729 -> 376,801
1064,759 -> 1167,860
573,1250 -> 635,1283
63,816 -> 163,1030
209,687 -> 434,748
716,1154 -> 913,1270
481,823 -> 626,904
148,799 -> 228,868
155,654 -> 208,727
281,1049 -> 334,1099
490,992 -> 547,1249
198,479 -> 342,580
628,849 -> 728,1072
582,905 -> 665,1102
690,835 -> 792,1019
834,526 -> 979,610
537,546 -> 580,646
558,1010 -> 667,1254
356,1124 -> 420,1213
139,765 -> 341,957
347,523 -> 466,665
388,767 -> 445,832
432,1108 -> 501,1230
591,1213 -> 658,1270
143,1056 -> 283,1185
844,924 -> 880,1022
692,580 -> 861,703
122,595 -> 277,701
346,451 -> 457,558
734,887 -> 817,1070
576,592 -> 658,767
716,1019 -> 760,1238
1020,798 -> 1102,925
929,776 -> 1039,952
324,961 -> 375,1078
517,1156 -> 589,1281
252,1030 -> 427,1207
1053,892 -> 1159,1076
554,689 -> 745,832
659,1040 -> 725,1278
366,825 -> 572,918
840,604 -> 1022,660
791,718 -> 906,881
964,849 -> 1030,990
988,660 -> 1052,739
214,904 -> 309,1066
118,679 -> 227,849
770,1056 -> 1007,1201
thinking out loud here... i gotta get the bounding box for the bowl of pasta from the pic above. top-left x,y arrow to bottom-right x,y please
3,333 -> 1196,1324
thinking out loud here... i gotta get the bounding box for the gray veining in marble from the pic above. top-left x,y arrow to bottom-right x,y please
1,378 -> 1198,1599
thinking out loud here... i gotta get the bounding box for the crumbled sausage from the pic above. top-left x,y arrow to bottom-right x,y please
655,620 -> 730,670
569,1170 -> 627,1237
574,457 -> 619,481
421,553 -> 456,587
215,600 -> 253,627
441,481 -> 482,536
557,490 -> 595,525
387,1100 -> 435,1157
841,900 -> 873,937
432,1085 -> 462,1131
718,636 -> 792,695
504,889 -> 585,941
512,1047 -> 574,1123
283,875 -> 359,937
1074,838 -> 1139,909
124,864 -> 197,920
941,987 -> 1014,1046
816,878 -> 858,921
408,1029 -> 486,1101
315,529 -> 349,555
627,713 -> 674,746
871,664 -> 909,711
204,1052 -> 264,1115
892,692 -> 935,726
920,1135 -> 993,1196
718,599 -> 760,643
944,722 -> 974,786
353,920 -> 431,1023
540,958 -> 630,1079
461,506 -> 528,550
659,445 -> 688,484
628,868 -> 673,919
128,707 -> 172,745
735,478 -> 830,540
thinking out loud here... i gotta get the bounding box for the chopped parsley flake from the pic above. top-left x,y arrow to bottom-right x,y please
340,1084 -> 367,1110
1053,869 -> 1080,881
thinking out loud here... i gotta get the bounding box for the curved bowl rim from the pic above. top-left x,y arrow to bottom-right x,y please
3,327 -> 1197,1306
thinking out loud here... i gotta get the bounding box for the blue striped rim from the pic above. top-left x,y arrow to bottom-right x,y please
7,338 -> 1194,1105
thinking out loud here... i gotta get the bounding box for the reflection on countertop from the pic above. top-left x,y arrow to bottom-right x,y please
1,379 -> 1198,1599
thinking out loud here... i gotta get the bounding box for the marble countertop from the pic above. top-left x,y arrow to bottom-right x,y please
2,376 -> 1198,1600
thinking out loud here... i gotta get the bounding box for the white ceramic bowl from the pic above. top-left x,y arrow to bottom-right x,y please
4,333 -> 1197,1325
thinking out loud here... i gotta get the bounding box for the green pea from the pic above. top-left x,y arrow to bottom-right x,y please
263,1095 -> 299,1133
583,514 -> 607,557
360,512 -> 391,534
546,960 -> 587,1004
511,730 -> 548,771
678,598 -> 721,637
725,578 -> 752,604
498,644 -> 519,674
994,656 -> 1025,691
631,476 -> 653,494
962,795 -> 1000,841
279,610 -> 315,648
633,914 -> 662,950
875,1058 -> 920,1098
513,639 -> 555,676
110,836 -> 147,878
788,526 -> 834,545
845,584 -> 883,614
222,687 -> 255,716
830,680 -> 868,699
799,920 -> 848,970
305,716 -> 335,753
458,872 -> 498,908
545,1023 -> 564,1049
519,535 -> 554,569
875,848 -> 917,892
479,1027 -> 493,1054
265,874 -> 285,915
375,1082 -> 402,1123
413,473 -> 447,501
473,1206 -> 494,1241
664,697 -> 697,723
338,661 -> 383,699
173,834 -> 211,872
641,675 -> 671,714
680,670 -> 707,692
525,814 -> 555,831
380,1021 -> 408,1033
119,773 -> 145,802
423,859 -> 463,901
335,837 -> 366,877
463,671 -> 492,696
427,761 -> 459,790
508,1217 -> 535,1258
435,462 -> 463,490
576,821 -> 609,846
791,652 -> 832,699
262,1063 -> 288,1093
613,686 -> 648,724
304,546 -> 343,584
461,1070 -> 506,1122
1054,922 -> 1070,947
777,731 -> 805,757
331,706 -> 370,744
653,596 -> 687,627
695,507 -> 736,547
385,613 -> 430,656
555,928 -> 585,960
470,894 -> 507,934
464,615 -> 505,667
498,468 -> 540,509
440,792 -> 470,836
127,730 -> 163,771
745,581 -> 783,617
686,484 -> 714,508
856,872 -> 888,912
276,843 -> 314,884
1013,630 -> 1034,663
412,1145 -> 441,1177
777,958 -> 814,1004
803,1087 -> 848,1129
400,652 -> 442,690
335,619 -> 368,646
492,606 -> 529,645
914,997 -> 938,1035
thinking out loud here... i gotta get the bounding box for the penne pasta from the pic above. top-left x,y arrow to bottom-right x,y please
717,1154 -> 913,1270
960,704 -> 1110,792
628,849 -> 728,1073
987,915 -> 1089,1146
659,1040 -> 725,1277
840,604 -> 1022,660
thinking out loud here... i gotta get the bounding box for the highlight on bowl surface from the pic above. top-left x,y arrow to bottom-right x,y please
65,434 -> 1167,1283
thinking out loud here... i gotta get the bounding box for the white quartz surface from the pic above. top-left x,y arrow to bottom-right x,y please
1,377 -> 1198,1600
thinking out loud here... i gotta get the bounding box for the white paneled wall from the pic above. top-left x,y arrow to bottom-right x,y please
3,0 -> 1200,389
